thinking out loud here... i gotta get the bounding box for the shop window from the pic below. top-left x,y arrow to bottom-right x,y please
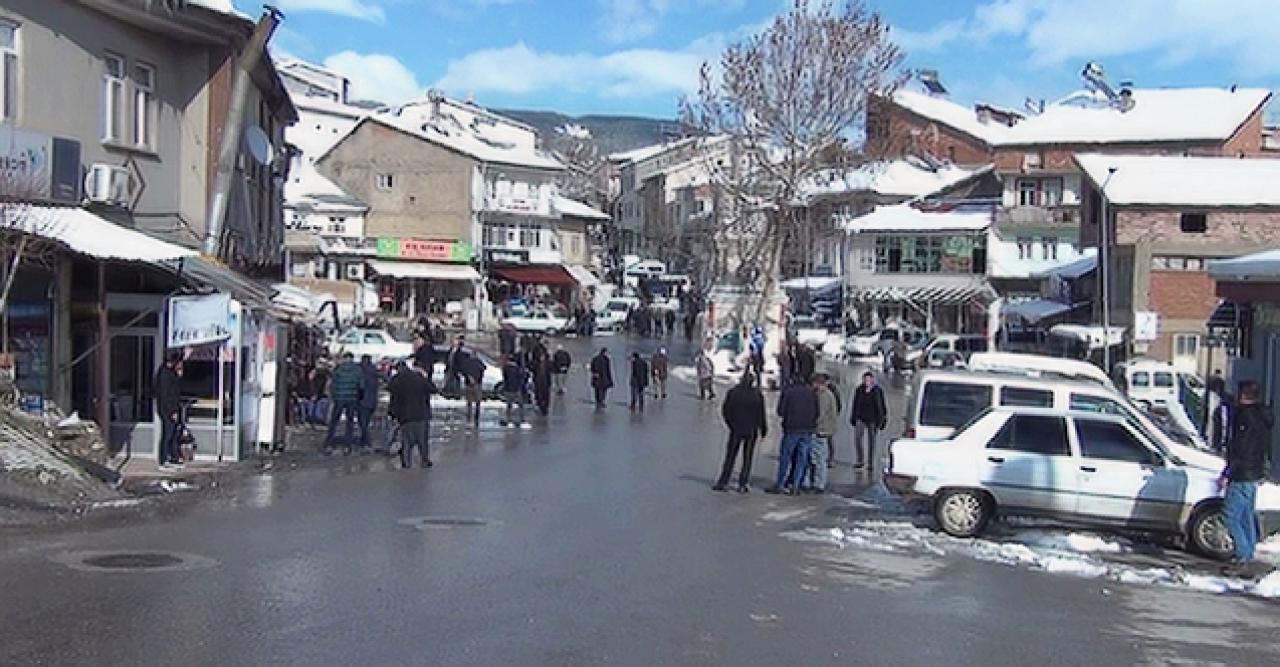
1180,213 -> 1207,233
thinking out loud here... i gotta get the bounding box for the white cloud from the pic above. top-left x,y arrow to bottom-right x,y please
323,51 -> 424,103
597,0 -> 747,44
434,41 -> 710,101
897,0 -> 1280,77
274,0 -> 385,24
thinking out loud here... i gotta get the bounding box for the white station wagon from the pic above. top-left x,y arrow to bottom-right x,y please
886,406 -> 1275,560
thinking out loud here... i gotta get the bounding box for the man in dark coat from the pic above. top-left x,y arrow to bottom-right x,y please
714,372 -> 767,492
532,354 -> 553,417
357,355 -> 380,452
443,335 -> 468,395
794,343 -> 816,384
326,352 -> 364,455
590,348 -> 614,408
498,323 -> 517,357
153,352 -> 185,468
1221,380 -> 1274,566
387,361 -> 435,469
850,371 -> 888,471
551,345 -> 572,395
500,354 -> 529,428
629,352 -> 650,412
767,377 -> 820,495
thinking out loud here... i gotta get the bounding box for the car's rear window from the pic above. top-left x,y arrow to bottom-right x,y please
999,386 -> 1054,408
920,381 -> 994,428
1153,372 -> 1174,387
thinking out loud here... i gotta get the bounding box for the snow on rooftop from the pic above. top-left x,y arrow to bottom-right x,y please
1076,153 -> 1280,207
554,196 -> 610,220
893,86 -> 1270,146
187,0 -> 252,21
609,137 -> 702,164
839,203 -> 992,233
368,98 -> 563,170
802,160 -> 985,200
285,164 -> 366,211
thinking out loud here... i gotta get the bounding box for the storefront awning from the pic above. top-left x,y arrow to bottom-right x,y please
1002,298 -> 1077,324
367,259 -> 480,281
3,205 -> 197,262
565,264 -> 600,287
847,282 -> 995,305
490,265 -> 576,286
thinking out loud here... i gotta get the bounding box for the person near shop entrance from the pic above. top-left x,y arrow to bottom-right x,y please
358,355 -> 379,452
326,352 -> 364,455
714,372 -> 767,493
651,348 -> 670,399
850,371 -> 888,472
154,352 -> 185,469
1221,380 -> 1273,568
629,352 -> 650,412
387,360 -> 435,469
552,345 -> 572,395
590,348 -> 614,408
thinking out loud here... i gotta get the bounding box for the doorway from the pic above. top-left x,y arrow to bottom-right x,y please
108,329 -> 158,457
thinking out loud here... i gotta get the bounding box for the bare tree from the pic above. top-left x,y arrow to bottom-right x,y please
679,0 -> 904,320
550,124 -> 609,206
0,169 -> 62,356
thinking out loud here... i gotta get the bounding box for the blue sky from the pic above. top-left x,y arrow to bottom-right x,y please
242,0 -> 1280,121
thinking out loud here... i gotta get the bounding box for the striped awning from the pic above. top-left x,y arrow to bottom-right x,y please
847,282 -> 996,305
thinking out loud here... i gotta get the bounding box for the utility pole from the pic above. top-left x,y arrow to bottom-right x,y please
1099,167 -> 1117,371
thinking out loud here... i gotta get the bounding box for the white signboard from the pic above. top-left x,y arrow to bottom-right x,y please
167,293 -> 232,348
1134,310 -> 1159,342
0,125 -> 51,199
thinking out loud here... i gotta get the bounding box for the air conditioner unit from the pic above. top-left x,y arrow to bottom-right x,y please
84,163 -> 130,206
345,263 -> 365,281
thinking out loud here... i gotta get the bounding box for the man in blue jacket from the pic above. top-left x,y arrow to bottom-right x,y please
325,352 -> 363,455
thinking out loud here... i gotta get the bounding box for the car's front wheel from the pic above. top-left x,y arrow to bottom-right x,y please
1187,504 -> 1234,561
934,488 -> 993,538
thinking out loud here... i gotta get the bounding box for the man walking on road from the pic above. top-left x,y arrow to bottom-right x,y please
532,353 -> 553,417
326,352 -> 364,455
714,372 -> 767,493
850,371 -> 888,472
388,360 -> 435,469
1221,380 -> 1273,570
460,352 -> 484,426
552,345 -> 572,395
500,354 -> 529,428
590,348 -> 614,408
629,352 -> 650,412
357,355 -> 379,452
807,374 -> 839,493
154,353 -> 184,469
651,348 -> 670,399
767,377 -> 819,495
695,347 -> 716,400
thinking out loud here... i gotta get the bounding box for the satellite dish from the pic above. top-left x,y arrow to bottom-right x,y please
244,125 -> 274,166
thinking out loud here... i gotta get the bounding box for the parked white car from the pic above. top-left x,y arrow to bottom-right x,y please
595,297 -> 639,332
790,315 -> 830,347
328,328 -> 414,360
886,406 -> 1278,559
845,325 -> 927,357
502,309 -> 569,334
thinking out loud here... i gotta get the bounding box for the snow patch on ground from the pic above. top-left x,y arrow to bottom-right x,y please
783,518 -> 1280,600
760,508 -> 815,523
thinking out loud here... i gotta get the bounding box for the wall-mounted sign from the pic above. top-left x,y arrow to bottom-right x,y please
168,293 -> 233,349
376,237 -> 473,262
485,248 -> 529,265
1134,310 -> 1159,342
0,126 -> 81,202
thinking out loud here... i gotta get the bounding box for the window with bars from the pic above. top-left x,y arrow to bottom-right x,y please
0,20 -> 18,121
103,53 -> 125,142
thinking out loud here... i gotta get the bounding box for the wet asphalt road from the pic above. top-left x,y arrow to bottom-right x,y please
2,336 -> 1279,666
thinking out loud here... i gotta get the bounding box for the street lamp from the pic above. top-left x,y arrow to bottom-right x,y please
1099,167 -> 1117,371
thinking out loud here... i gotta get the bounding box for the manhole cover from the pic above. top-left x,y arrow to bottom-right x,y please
83,553 -> 183,569
396,516 -> 496,530
52,550 -> 217,573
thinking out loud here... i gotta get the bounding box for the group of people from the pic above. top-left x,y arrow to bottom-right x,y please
586,347 -> 671,411
712,368 -> 887,495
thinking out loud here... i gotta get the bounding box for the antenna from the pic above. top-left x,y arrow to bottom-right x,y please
1081,62 -> 1135,112
1023,97 -> 1044,115
244,125 -> 274,166
918,69 -> 947,95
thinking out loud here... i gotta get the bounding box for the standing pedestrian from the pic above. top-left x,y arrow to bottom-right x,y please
1221,380 -> 1273,569
308,362 -> 331,425
695,347 -> 716,400
767,375 -> 820,495
357,354 -> 380,452
500,354 -> 529,428
629,352 -> 650,412
807,374 -> 839,494
651,347 -> 669,399
551,345 -> 572,395
443,335 -> 467,395
590,348 -> 613,408
498,323 -> 517,357
794,343 -> 816,384
325,352 -> 364,455
850,371 -> 888,472
532,353 -> 553,417
412,333 -> 435,378
460,352 -> 484,426
777,344 -> 793,388
664,309 -> 676,337
387,360 -> 435,469
714,372 -> 767,493
154,353 -> 185,469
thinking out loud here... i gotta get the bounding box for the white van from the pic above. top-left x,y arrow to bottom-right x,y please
1116,360 -> 1204,409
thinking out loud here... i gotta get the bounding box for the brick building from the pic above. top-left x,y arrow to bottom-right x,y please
1077,154 -> 1280,372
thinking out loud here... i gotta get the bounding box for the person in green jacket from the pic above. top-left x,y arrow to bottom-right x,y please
326,352 -> 364,455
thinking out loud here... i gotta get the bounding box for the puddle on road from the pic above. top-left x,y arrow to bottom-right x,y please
51,549 -> 218,573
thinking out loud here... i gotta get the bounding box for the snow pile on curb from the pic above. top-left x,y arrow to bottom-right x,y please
783,519 -> 1280,600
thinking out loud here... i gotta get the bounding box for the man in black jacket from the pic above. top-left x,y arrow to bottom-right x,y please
387,361 -> 435,469
358,355 -> 380,452
767,378 -> 819,494
590,348 -> 613,408
629,352 -> 649,412
551,345 -> 572,395
850,371 -> 888,472
153,353 -> 185,468
1221,380 -> 1273,564
715,372 -> 767,492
